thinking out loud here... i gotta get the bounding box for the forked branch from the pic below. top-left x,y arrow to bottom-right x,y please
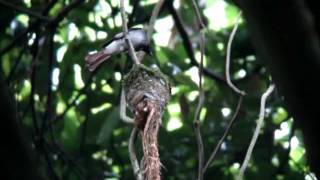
120,0 -> 139,64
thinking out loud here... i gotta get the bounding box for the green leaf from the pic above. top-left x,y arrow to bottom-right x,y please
272,107 -> 288,125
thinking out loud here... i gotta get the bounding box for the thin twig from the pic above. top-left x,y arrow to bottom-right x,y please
193,92 -> 205,180
44,140 -> 85,180
147,0 -> 165,42
119,0 -> 139,64
29,31 -> 59,180
30,32 -> 49,136
42,28 -> 55,133
0,0 -> 51,21
41,142 -> 60,180
202,10 -> 246,175
6,44 -> 27,83
190,0 -> 205,179
137,0 -> 165,61
203,95 -> 243,174
119,2 -> 143,177
0,0 -> 82,58
165,1 -> 226,83
237,84 -> 275,180
0,0 -> 57,57
47,73 -> 94,128
129,128 -> 143,180
225,11 -> 245,96
0,22 -> 36,58
190,0 -> 205,29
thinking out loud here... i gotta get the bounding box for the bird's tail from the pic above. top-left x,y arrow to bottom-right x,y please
85,50 -> 110,71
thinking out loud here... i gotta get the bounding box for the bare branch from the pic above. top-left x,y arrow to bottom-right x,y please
28,32 -> 59,180
165,1 -> 226,83
46,73 -> 95,130
0,26 -> 31,57
137,0 -> 165,61
0,0 -> 82,57
190,0 -> 205,179
225,11 -> 246,96
147,0 -> 165,42
0,0 -> 51,21
193,91 -> 204,180
30,33 -> 49,135
201,10 -> 246,177
41,29 -> 55,132
129,128 -> 143,180
120,0 -> 140,64
203,95 -> 243,174
6,44 -> 27,83
237,84 -> 275,180
0,0 -> 57,57
190,0 -> 205,29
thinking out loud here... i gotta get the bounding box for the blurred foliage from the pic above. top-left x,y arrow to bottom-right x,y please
0,0 -> 314,179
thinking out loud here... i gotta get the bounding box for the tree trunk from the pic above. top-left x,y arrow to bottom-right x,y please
235,0 -> 320,177
0,71 -> 43,180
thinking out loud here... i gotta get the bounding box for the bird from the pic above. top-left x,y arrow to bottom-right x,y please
85,28 -> 151,71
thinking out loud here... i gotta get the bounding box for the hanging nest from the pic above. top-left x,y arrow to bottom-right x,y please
123,64 -> 171,180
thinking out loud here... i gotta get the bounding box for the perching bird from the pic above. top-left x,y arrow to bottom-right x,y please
85,28 -> 151,71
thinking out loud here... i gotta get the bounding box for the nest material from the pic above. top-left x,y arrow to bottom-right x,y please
123,64 -> 170,128
123,64 -> 171,180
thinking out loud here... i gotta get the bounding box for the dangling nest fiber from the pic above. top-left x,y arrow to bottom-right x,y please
123,64 -> 170,180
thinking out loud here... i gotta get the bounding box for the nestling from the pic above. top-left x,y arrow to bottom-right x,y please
85,28 -> 151,71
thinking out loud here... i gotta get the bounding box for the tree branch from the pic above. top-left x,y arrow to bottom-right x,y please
190,0 -> 206,179
225,11 -> 246,96
28,30 -> 60,180
166,0 -> 226,83
47,73 -> 94,128
0,0 -> 51,21
202,11 -> 245,175
0,0 -> 83,58
193,92 -> 204,180
147,0 -> 165,42
237,83 -> 275,179
120,0 -> 139,64
6,44 -> 27,83
137,0 -> 165,62
129,128 -> 143,180
0,0 -> 57,57
42,28 -> 55,133
203,95 -> 243,174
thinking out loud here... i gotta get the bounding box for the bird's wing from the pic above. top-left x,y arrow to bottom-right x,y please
101,28 -> 143,48
128,27 -> 143,31
101,32 -> 124,47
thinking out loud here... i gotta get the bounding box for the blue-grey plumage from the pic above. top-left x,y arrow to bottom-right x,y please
85,28 -> 151,71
